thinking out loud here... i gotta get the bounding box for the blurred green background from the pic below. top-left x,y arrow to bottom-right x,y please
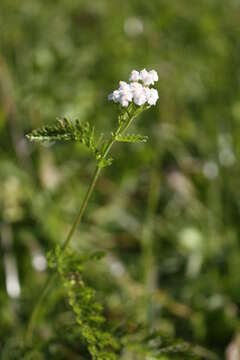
1,0 -> 240,359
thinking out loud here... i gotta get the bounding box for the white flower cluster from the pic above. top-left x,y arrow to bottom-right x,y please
108,69 -> 159,107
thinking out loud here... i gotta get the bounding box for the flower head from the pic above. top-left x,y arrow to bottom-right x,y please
108,68 -> 159,108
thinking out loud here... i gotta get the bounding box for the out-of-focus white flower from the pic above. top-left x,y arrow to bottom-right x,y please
203,161 -> 219,180
124,17 -> 144,37
108,68 -> 159,107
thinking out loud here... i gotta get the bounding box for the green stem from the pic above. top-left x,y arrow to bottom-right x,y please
26,111 -> 137,342
26,165 -> 103,342
62,166 -> 102,251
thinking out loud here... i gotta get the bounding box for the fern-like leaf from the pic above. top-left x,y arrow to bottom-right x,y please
26,117 -> 92,145
27,118 -> 80,142
26,117 -> 103,159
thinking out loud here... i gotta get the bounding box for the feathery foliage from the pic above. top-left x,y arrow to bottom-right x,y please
26,118 -> 92,143
27,117 -> 101,157
48,246 -> 119,360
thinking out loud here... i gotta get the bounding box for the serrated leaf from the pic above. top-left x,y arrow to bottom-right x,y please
116,133 -> 148,143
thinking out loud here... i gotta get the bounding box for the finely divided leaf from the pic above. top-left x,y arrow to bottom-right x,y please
27,118 -> 92,142
50,246 -> 119,360
26,117 -> 103,159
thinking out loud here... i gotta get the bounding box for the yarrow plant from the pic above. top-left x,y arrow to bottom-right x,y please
25,69 -> 159,358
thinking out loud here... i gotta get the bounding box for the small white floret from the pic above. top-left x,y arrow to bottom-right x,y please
130,82 -> 147,105
108,90 -> 120,103
118,82 -> 133,107
140,69 -> 158,86
139,69 -> 154,86
134,93 -> 147,106
129,70 -> 140,82
120,98 -> 129,107
146,88 -> 159,106
119,81 -> 129,90
149,69 -> 158,82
